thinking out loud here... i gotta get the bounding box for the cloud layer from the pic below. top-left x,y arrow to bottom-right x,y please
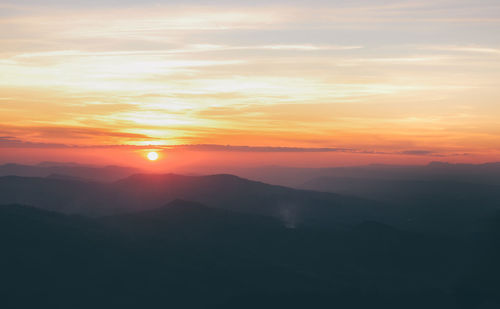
1,0 -> 500,162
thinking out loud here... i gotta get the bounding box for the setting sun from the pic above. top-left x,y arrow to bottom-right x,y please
147,151 -> 159,161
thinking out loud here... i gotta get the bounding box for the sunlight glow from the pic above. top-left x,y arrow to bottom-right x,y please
147,151 -> 159,161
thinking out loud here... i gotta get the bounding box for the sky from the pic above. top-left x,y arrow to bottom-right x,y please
1,0 -> 499,168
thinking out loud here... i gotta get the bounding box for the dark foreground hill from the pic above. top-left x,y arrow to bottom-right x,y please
3,201 -> 499,308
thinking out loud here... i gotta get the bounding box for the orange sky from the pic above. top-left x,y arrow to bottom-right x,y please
1,1 -> 499,168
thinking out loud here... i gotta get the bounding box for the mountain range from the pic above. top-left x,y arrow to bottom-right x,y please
0,173 -> 388,228
2,162 -> 500,308
4,200 -> 499,308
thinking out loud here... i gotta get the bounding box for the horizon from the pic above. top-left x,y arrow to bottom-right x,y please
4,159 -> 500,169
3,156 -> 500,173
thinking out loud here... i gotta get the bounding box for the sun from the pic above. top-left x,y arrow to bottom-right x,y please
147,151 -> 159,161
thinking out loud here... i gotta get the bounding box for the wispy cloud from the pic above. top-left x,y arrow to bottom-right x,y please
0,125 -> 158,145
0,136 -> 69,149
0,136 -> 448,157
341,56 -> 452,65
423,46 -> 500,54
174,144 -> 353,152
399,150 -> 438,156
257,45 -> 363,51
11,44 -> 363,60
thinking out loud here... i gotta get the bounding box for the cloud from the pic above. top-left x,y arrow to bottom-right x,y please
1,1 -> 499,160
399,150 -> 438,156
0,134 -> 475,161
173,144 -> 353,152
0,136 -> 447,157
257,45 -> 363,51
423,46 -> 500,54
0,125 -> 158,145
0,136 -> 69,148
11,44 -> 363,60
342,56 -> 452,66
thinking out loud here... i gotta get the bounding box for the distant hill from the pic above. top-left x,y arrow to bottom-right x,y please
0,173 -> 388,227
0,162 -> 140,182
110,173 -> 389,227
229,162 -> 500,187
2,170 -> 498,234
300,176 -> 500,234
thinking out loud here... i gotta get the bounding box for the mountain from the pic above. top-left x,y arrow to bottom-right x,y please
0,173 -> 389,227
0,162 -> 140,182
227,162 -> 500,188
2,171 -> 498,234
0,176 -> 107,215
109,173 -> 389,226
225,163 -> 500,235
1,202 -> 480,308
3,163 -> 500,307
300,176 -> 500,235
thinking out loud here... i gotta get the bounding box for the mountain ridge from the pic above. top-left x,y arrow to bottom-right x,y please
0,173 -> 388,228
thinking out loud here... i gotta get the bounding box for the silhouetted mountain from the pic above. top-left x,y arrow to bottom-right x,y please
229,162 -> 500,187
45,173 -> 89,181
110,173 -> 390,226
0,176 -> 107,215
105,198 -> 282,232
0,162 -> 140,182
37,161 -> 90,167
301,176 -> 500,235
2,171 -> 498,235
3,163 -> 500,308
0,173 -> 389,227
1,202 -> 481,308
